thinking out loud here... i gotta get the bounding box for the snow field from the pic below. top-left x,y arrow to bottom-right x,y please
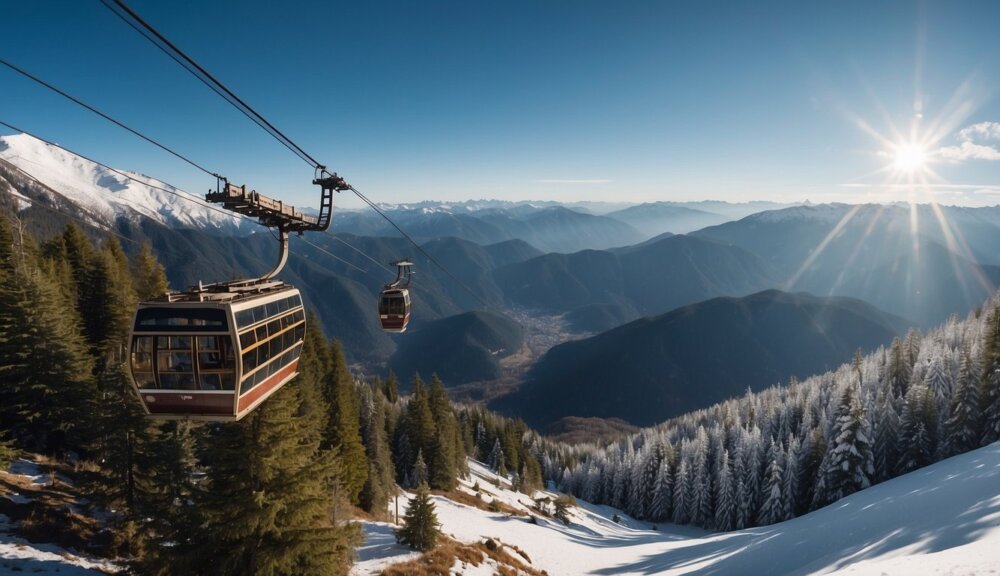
355,446 -> 1000,575
0,133 -> 248,234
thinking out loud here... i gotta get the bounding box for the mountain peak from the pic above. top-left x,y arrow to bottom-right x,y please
0,133 -> 249,235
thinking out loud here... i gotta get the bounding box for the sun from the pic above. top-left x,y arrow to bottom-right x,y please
890,140 -> 930,175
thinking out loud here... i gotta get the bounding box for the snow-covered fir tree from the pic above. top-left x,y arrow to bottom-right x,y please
758,439 -> 786,525
543,296 -> 1000,532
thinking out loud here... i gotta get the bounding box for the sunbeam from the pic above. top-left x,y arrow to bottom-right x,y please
784,204 -> 864,291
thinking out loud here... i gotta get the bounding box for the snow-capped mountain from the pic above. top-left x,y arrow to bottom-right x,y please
0,134 -> 250,235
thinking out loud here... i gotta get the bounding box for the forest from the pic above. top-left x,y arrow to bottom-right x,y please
546,297 -> 1000,530
0,216 -> 546,575
3,211 -> 1000,573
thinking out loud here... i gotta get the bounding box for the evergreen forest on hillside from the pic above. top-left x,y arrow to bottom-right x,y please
0,217 -> 546,575
3,208 -> 1000,574
546,300 -> 1000,531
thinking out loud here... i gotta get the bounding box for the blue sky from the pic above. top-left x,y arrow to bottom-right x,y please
2,1 -> 1000,208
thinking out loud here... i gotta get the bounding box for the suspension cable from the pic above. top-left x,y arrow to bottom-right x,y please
0,120 -> 248,226
2,163 -> 140,246
293,234 -> 372,276
0,58 -> 221,180
347,185 -> 494,308
82,2 -> 498,310
325,232 -> 396,275
101,0 -> 323,171
1,121 -> 386,282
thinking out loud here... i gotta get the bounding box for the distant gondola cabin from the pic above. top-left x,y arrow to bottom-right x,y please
129,285 -> 305,421
378,288 -> 411,332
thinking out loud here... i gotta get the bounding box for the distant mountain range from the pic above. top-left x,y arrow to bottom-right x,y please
334,205 -> 646,254
493,290 -> 910,427
606,203 -> 729,236
693,203 -> 1000,326
5,129 -> 1000,411
493,234 -> 779,323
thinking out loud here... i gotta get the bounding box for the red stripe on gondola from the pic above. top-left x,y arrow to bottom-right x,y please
237,359 -> 299,412
143,392 -> 235,415
381,317 -> 406,328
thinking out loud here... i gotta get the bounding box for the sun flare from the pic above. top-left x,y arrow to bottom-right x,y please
891,141 -> 929,175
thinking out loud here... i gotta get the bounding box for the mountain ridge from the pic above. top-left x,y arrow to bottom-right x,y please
494,289 -> 910,427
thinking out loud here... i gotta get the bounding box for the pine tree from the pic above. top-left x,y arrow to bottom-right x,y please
321,340 -> 368,504
945,349 -> 981,455
922,353 -> 951,409
714,450 -> 735,531
872,390 -> 901,483
799,426 -> 826,508
690,435 -> 712,527
131,241 -> 169,299
649,459 -> 673,521
671,460 -> 689,525
809,447 -> 833,511
488,438 -> 505,474
980,307 -> 1000,445
428,375 -> 458,490
404,375 -> 436,484
824,387 -> 873,502
898,384 -> 938,474
782,434 -> 800,516
741,432 -> 763,525
132,421 -> 199,575
638,443 -> 664,518
359,388 -> 396,516
383,370 -> 399,403
86,239 -> 154,530
181,371 -> 360,575
411,449 -> 429,487
0,243 -> 94,454
60,222 -> 96,303
397,484 -> 440,551
554,496 -> 571,525
758,440 -> 787,525
501,427 -> 521,474
887,338 -> 912,398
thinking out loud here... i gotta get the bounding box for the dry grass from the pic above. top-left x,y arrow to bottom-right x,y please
0,457 -> 115,557
432,488 -> 527,517
381,537 -> 485,576
382,536 -> 547,576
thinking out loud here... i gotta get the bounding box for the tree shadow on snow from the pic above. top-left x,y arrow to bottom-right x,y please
596,445 -> 1000,575
355,522 -> 409,563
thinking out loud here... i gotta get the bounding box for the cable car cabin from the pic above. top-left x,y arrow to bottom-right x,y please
128,285 -> 306,421
379,259 -> 414,333
378,288 -> 411,333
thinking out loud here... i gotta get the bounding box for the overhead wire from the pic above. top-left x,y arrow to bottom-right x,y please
101,0 -> 323,171
325,232 -> 395,274
2,162 -> 140,246
347,184 -> 495,308
293,234 -> 372,276
0,119 -> 247,226
1,120 -> 383,282
0,58 -> 221,179
41,0 -> 502,313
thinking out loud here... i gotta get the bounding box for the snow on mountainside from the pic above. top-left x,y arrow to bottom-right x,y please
356,445 -> 1000,575
0,133 -> 249,235
746,202 -> 855,224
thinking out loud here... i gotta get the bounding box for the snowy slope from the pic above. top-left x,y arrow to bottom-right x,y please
1,460 -> 117,574
0,133 -> 248,234
355,444 -> 1000,575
